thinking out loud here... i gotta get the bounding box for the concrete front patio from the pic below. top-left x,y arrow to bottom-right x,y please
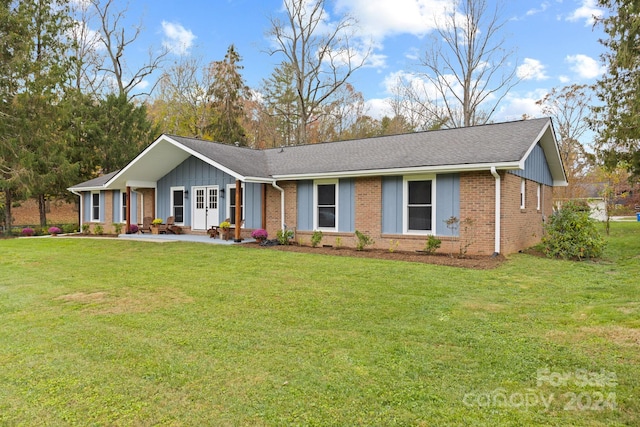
117,233 -> 255,245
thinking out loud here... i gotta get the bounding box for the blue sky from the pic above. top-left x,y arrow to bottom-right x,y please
87,0 -> 606,123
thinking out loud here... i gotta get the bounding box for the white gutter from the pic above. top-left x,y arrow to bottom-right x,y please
490,167 -> 501,256
271,181 -> 285,231
272,161 -> 521,181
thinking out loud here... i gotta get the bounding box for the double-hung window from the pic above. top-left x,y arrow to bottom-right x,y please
171,187 -> 185,224
91,192 -> 100,222
314,180 -> 338,230
227,184 -> 244,225
405,177 -> 433,233
121,192 -> 127,223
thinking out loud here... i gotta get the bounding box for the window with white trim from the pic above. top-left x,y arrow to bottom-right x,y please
314,180 -> 338,230
520,178 -> 526,209
171,187 -> 185,224
227,184 -> 244,225
537,183 -> 541,211
91,192 -> 100,222
121,192 -> 127,223
405,177 -> 434,233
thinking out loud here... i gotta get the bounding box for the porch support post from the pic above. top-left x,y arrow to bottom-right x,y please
126,186 -> 131,233
234,179 -> 242,242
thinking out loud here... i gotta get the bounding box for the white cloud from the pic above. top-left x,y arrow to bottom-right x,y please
526,2 -> 549,17
565,54 -> 605,79
161,21 -> 196,55
496,89 -> 548,121
517,58 -> 549,81
335,0 -> 450,41
365,98 -> 393,119
566,0 -> 603,26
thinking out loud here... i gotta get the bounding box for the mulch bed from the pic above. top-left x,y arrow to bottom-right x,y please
249,242 -> 505,269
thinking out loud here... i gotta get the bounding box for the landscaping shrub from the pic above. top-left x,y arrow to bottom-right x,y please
276,228 -> 294,245
423,235 -> 442,254
62,224 -> 77,234
541,201 -> 606,260
311,230 -> 323,247
354,230 -> 374,251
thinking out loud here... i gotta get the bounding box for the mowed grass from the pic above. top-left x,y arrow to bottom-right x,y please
0,223 -> 638,426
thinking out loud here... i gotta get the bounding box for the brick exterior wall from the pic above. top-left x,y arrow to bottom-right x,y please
259,173 -> 554,254
264,182 -> 297,239
500,172 -> 553,254
10,198 -> 79,226
354,177 -> 382,239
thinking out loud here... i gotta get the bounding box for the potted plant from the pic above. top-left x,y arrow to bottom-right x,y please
48,226 -> 62,236
151,218 -> 163,234
219,221 -> 231,240
251,228 -> 268,243
21,227 -> 35,237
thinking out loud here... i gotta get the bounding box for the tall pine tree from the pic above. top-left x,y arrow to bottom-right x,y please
592,0 -> 640,177
208,45 -> 250,145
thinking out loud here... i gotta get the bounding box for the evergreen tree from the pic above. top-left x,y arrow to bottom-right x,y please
0,0 -> 73,230
592,0 -> 640,178
208,45 -> 250,145
261,61 -> 298,146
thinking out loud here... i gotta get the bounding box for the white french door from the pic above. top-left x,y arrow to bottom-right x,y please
192,186 -> 219,230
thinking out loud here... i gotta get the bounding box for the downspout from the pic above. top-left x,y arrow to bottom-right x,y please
271,181 -> 285,231
490,167 -> 501,256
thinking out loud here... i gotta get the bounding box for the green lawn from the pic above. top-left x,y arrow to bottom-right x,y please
1,223 -> 638,426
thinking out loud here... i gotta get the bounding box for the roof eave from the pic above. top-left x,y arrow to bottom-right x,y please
272,162 -> 522,181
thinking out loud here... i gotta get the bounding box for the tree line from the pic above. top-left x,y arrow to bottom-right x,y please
1,0 -> 638,233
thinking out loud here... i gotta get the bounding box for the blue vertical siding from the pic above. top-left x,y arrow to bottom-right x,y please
297,180 -> 313,231
82,192 -> 90,222
111,190 -> 138,223
382,176 -> 403,234
382,174 -> 460,236
99,191 -> 105,222
435,173 -> 460,236
338,178 -> 355,232
112,191 -> 119,222
509,143 -> 553,185
297,179 -> 355,232
157,156 -> 262,228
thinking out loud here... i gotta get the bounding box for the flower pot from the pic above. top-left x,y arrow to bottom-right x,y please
151,225 -> 159,235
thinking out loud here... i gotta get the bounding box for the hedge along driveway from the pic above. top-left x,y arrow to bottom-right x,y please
0,222 -> 638,426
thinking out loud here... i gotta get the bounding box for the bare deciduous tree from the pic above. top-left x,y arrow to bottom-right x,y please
266,0 -> 370,144
90,0 -> 168,99
409,0 -> 519,128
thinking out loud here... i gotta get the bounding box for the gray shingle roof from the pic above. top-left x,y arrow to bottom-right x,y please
262,118 -> 551,176
69,170 -> 119,189
70,118 -> 560,189
169,135 -> 270,177
170,118 -> 551,178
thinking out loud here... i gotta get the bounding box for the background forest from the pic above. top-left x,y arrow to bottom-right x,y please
1,0 -> 639,232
